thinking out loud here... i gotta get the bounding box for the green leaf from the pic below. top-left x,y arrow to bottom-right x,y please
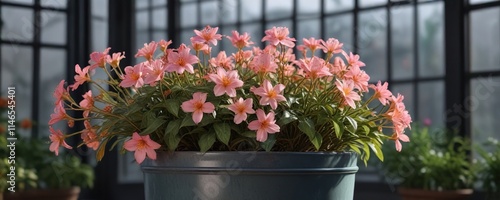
181,115 -> 196,127
369,142 -> 384,162
239,131 -> 256,138
362,125 -> 371,135
164,99 -> 180,117
345,116 -> 358,132
277,110 -> 297,126
198,132 -> 216,152
140,118 -> 166,135
214,122 -> 231,145
310,132 -> 323,150
260,134 -> 276,151
348,143 -> 361,154
333,120 -> 342,138
165,119 -> 182,136
166,134 -> 181,151
298,118 -> 316,139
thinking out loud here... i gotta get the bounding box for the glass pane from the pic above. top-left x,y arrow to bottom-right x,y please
391,83 -> 415,118
470,0 -> 499,4
325,0 -> 354,13
359,0 -> 386,8
1,45 -> 33,126
181,3 -> 198,27
201,1 -> 218,26
298,0 -> 320,18
39,48 -> 66,137
221,0 -> 238,24
241,0 -> 262,22
153,31 -> 167,42
180,29 -> 193,46
418,2 -> 444,77
153,8 -> 167,29
152,0 -> 167,6
471,77 -> 500,147
136,0 -> 148,9
221,25 -> 238,54
297,19 -> 320,41
266,20 -> 293,31
41,0 -> 67,8
324,14 -> 353,52
470,7 -> 500,72
391,5 -> 414,80
2,0 -> 33,5
266,0 -> 293,20
358,9 -> 387,82
136,10 -> 149,32
136,31 -> 150,52
418,81 -> 444,128
1,7 -> 33,42
41,11 -> 67,45
92,0 -> 108,51
241,23 -> 262,47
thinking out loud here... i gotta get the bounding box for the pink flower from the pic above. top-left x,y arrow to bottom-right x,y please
391,130 -> 410,152
165,45 -> 199,74
298,57 -> 332,79
320,38 -> 343,54
82,120 -> 99,150
53,80 -> 67,106
88,47 -> 111,70
71,64 -> 90,91
190,37 -> 210,52
227,30 -> 254,49
120,63 -> 145,88
208,67 -> 243,97
336,80 -> 361,109
49,102 -> 67,125
344,66 -> 370,92
123,132 -> 162,164
248,109 -> 280,142
79,90 -> 94,118
262,27 -> 296,48
249,53 -> 278,74
181,92 -> 215,124
135,41 -> 157,61
143,60 -> 165,85
106,52 -> 125,68
49,126 -> 72,156
209,51 -> 234,70
158,39 -> 172,52
343,51 -> 366,68
423,118 -> 432,127
233,50 -> 253,64
330,57 -> 348,77
370,81 -> 392,105
251,80 -> 286,110
192,25 -> 222,46
228,98 -> 255,124
298,37 -> 322,53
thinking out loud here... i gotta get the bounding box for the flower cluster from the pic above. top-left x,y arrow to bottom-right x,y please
49,26 -> 411,164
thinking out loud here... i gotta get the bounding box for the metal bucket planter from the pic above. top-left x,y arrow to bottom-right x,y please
141,151 -> 358,200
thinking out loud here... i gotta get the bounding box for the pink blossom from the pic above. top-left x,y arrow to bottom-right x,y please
106,52 -> 125,68
123,132 -> 162,164
190,37 -> 210,52
330,57 -> 348,77
53,80 -> 67,106
88,47 -> 110,70
208,67 -> 243,97
320,38 -> 343,54
79,90 -> 94,118
261,27 -> 296,48
181,92 -> 215,124
228,98 -> 255,124
227,30 -> 254,49
248,109 -> 280,142
120,63 -> 145,88
49,126 -> 72,156
82,120 -> 99,150
343,51 -> 366,68
135,41 -> 157,61
298,37 -> 322,53
158,39 -> 172,52
391,130 -> 410,152
336,80 -> 361,109
49,102 -> 67,125
192,25 -> 223,46
370,81 -> 392,105
209,51 -> 234,70
71,64 -> 90,91
165,45 -> 199,74
423,118 -> 432,127
143,60 -> 165,85
232,50 -> 253,64
251,80 -> 286,110
249,53 -> 278,74
344,66 -> 370,92
298,57 -> 332,79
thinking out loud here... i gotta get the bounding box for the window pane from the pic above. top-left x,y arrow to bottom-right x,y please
39,48 -> 66,136
418,2 -> 444,77
325,0 -> 354,13
92,0 -> 108,51
470,7 -> 500,72
201,1 -> 218,26
470,0 -> 499,4
418,81 -> 444,128
391,83 -> 415,118
136,0 -> 148,9
221,25 -> 238,54
181,3 -> 198,27
152,8 -> 167,29
41,11 -> 67,45
266,20 -> 293,31
136,31 -> 149,53
325,14 -> 353,52
266,0 -> 293,20
1,45 -> 33,124
298,0 -> 320,18
359,0 -> 386,8
1,7 -> 33,42
391,5 -> 414,80
41,0 -> 67,8
471,77 -> 500,145
152,0 -> 167,6
180,29 -> 193,46
2,0 -> 32,5
297,19 -> 320,40
241,0 -> 262,22
358,9 -> 387,82
241,23 -> 262,47
153,31 -> 167,42
221,0 -> 238,24
136,10 -> 149,32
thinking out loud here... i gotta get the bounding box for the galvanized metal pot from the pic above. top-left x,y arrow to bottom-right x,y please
141,151 -> 358,200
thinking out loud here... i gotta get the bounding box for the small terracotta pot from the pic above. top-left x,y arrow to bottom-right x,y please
398,187 -> 473,200
4,187 -> 80,200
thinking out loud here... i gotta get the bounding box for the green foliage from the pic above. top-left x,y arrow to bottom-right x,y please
477,138 -> 500,198
381,124 -> 476,190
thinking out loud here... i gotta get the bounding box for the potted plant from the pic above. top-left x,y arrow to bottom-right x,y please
48,26 -> 412,200
477,137 -> 500,200
381,123 -> 475,200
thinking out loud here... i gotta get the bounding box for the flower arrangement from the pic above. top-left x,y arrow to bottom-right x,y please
49,26 -> 411,164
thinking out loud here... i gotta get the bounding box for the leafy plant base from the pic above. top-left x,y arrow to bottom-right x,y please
398,187 -> 473,200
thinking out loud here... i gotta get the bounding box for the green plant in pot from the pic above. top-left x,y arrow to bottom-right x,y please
477,137 -> 500,200
48,26 -> 412,200
381,122 -> 476,200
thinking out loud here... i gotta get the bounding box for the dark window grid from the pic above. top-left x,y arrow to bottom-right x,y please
0,1 -> 66,12
468,71 -> 500,79
0,40 -> 66,48
467,0 -> 500,11
135,0 -> 169,46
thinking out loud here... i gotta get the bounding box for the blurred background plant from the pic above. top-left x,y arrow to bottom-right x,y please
477,137 -> 500,200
